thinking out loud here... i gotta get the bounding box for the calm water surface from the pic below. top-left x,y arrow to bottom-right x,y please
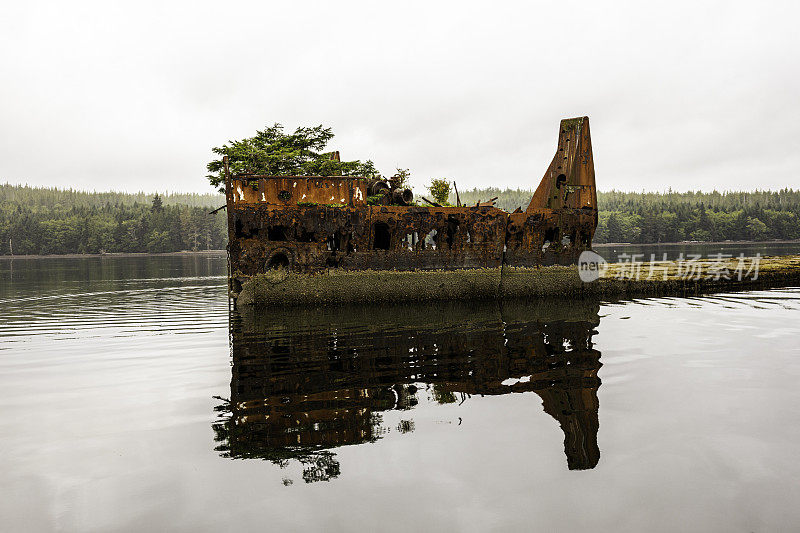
1,254 -> 799,532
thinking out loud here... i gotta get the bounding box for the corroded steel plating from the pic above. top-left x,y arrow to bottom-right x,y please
225,117 -> 597,290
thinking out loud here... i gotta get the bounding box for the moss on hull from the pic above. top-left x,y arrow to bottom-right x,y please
236,255 -> 800,306
237,267 -> 504,306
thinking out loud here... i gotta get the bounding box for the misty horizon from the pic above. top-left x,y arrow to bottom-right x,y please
4,180 -> 799,198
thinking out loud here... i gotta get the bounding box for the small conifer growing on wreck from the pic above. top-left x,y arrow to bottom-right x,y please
428,178 -> 452,205
206,124 -> 381,191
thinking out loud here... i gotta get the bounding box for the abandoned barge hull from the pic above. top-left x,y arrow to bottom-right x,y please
235,255 -> 800,306
226,117 -> 598,300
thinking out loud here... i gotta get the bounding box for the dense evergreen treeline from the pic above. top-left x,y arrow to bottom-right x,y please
456,187 -> 800,243
2,183 -> 799,255
1,184 -> 227,255
1,183 -> 224,209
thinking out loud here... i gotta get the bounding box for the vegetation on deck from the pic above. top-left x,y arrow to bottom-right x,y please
205,124 -> 381,192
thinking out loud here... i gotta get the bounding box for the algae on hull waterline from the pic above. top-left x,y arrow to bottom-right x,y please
235,255 -> 800,306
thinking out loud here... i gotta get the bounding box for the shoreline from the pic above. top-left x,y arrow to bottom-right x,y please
593,239 -> 800,248
0,250 -> 226,260
3,240 -> 798,260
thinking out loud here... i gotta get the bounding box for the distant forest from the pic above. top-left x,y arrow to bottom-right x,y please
457,188 -> 800,243
1,183 -> 799,255
0,184 -> 226,255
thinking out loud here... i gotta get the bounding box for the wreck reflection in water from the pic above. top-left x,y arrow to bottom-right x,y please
213,300 -> 602,482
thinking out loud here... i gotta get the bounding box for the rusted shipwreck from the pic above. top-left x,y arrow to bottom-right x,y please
225,116 -> 597,303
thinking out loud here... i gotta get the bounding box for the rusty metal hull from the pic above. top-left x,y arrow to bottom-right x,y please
225,117 -> 598,297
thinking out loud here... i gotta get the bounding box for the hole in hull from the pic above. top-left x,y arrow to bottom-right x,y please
373,223 -> 391,250
403,232 -> 419,251
424,229 -> 438,251
446,217 -> 459,248
326,233 -> 341,252
268,226 -> 288,241
267,252 -> 289,270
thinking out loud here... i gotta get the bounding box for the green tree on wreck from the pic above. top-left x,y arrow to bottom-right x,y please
206,124 -> 381,191
428,178 -> 452,205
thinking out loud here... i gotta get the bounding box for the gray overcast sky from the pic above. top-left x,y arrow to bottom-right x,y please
1,1 -> 798,194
